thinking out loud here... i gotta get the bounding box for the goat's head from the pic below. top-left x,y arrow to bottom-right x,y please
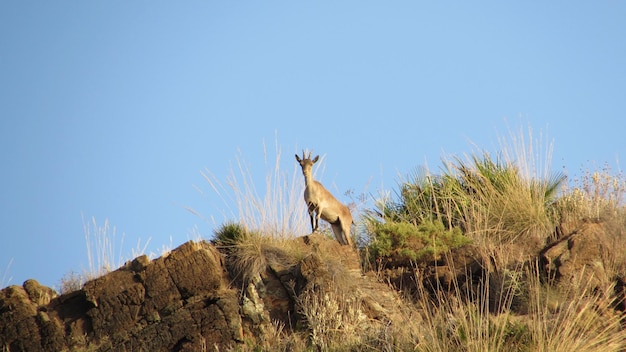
295,150 -> 319,175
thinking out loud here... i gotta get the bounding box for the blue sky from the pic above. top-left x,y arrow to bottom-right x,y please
1,2 -> 624,289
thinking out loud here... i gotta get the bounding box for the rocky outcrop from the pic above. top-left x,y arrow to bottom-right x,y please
1,241 -> 242,351
377,220 -> 626,315
541,222 -> 613,288
0,235 -> 410,351
5,221 -> 621,351
380,244 -> 488,299
231,233 -> 411,346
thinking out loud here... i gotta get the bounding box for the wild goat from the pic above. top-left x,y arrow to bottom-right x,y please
295,151 -> 353,246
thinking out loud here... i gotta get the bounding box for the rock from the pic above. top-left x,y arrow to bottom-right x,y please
0,285 -> 41,351
0,235 -> 416,351
380,244 -> 487,301
0,240 -> 242,351
541,222 -> 611,289
23,279 -> 57,306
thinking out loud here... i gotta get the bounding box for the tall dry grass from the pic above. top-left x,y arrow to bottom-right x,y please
1,258 -> 13,288
197,140 -> 311,239
408,259 -> 522,352
526,264 -> 626,352
297,287 -> 369,349
410,262 -> 626,352
557,162 -> 626,277
457,124 -> 563,247
196,142 -> 317,285
58,216 -> 154,293
83,215 -> 124,279
558,162 -> 625,221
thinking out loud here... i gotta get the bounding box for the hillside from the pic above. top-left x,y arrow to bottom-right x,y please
1,219 -> 625,351
2,150 -> 626,351
1,234 -> 415,351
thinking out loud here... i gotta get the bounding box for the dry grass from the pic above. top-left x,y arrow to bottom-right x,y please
410,264 -> 523,352
377,126 -> 561,224
558,162 -> 625,225
368,125 -> 565,270
447,153 -> 563,248
398,259 -> 626,352
57,216 -> 125,293
463,123 -> 563,251
82,215 -> 125,279
58,216 -> 158,294
526,265 -> 626,351
557,163 -> 626,276
196,140 -> 311,239
297,287 -> 369,350
214,222 -> 308,284
1,258 -> 13,289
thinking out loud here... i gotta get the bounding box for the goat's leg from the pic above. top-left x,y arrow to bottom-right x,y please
314,211 -> 322,232
341,221 -> 353,247
308,211 -> 316,232
307,203 -> 317,233
310,204 -> 323,232
330,223 -> 346,245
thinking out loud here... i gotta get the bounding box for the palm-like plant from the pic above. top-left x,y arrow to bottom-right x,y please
368,152 -> 565,246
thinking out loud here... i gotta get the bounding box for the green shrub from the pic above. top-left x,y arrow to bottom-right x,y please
368,220 -> 471,266
369,153 -> 564,248
214,221 -> 249,247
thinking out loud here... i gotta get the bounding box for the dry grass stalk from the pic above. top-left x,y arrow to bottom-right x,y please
198,140 -> 310,239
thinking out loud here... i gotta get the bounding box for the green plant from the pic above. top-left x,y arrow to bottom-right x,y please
368,153 -> 564,263
368,124 -> 565,257
368,219 -> 471,266
214,222 -> 269,283
214,221 -> 250,247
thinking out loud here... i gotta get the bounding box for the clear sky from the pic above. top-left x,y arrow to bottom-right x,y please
1,2 -> 624,289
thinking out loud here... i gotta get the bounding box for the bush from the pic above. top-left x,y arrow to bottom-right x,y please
369,153 -> 564,251
368,219 -> 471,266
214,221 -> 250,247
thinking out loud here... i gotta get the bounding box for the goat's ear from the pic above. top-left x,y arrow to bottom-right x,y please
312,155 -> 319,163
295,154 -> 301,162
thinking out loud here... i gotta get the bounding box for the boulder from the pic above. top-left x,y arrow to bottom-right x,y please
0,241 -> 242,351
541,222 -> 611,289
